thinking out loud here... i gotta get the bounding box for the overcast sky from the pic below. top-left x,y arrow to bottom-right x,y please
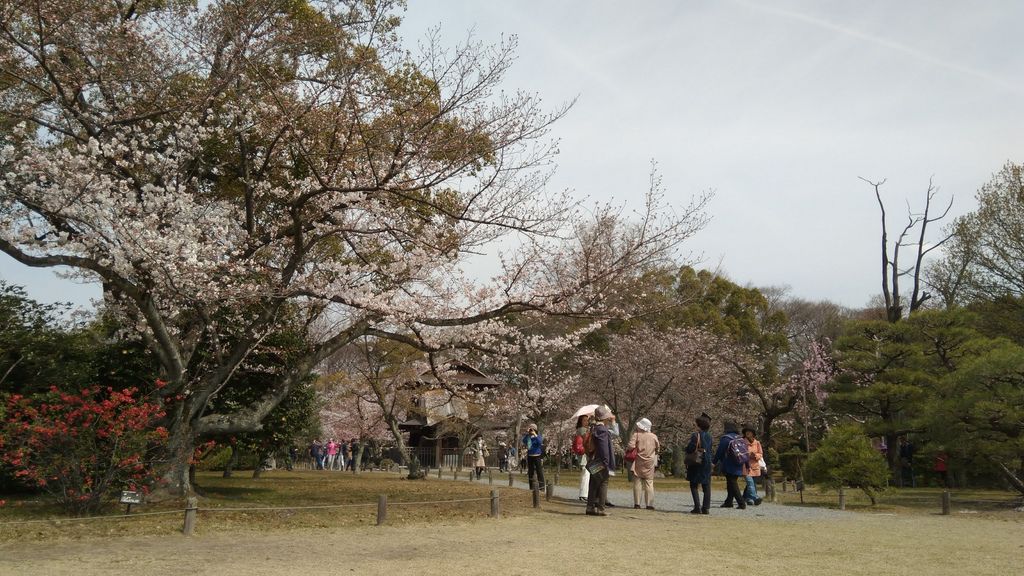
2,0 -> 1022,310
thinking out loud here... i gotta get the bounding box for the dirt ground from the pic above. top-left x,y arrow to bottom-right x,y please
2,500 -> 1023,576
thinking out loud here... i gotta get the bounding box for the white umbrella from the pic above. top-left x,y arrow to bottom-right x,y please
571,404 -> 600,419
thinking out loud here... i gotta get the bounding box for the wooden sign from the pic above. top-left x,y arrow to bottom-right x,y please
119,490 -> 143,504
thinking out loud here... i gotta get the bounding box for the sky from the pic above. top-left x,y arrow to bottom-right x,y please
2,0 -> 1023,310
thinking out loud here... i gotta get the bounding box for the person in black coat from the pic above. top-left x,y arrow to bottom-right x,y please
585,405 -> 617,516
685,412 -> 714,514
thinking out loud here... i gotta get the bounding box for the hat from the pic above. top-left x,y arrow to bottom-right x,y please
594,405 -> 612,421
526,423 -> 537,432
636,418 -> 652,432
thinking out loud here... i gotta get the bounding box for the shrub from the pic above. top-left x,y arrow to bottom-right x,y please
0,385 -> 167,516
805,424 -> 889,505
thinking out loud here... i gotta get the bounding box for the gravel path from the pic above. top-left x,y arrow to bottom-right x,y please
453,469 -> 854,521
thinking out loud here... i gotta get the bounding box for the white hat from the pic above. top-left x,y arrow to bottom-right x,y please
636,418 -> 652,432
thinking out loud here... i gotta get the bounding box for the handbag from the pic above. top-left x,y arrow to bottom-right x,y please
624,446 -> 638,462
684,432 -> 704,467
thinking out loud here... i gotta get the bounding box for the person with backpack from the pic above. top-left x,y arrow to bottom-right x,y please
713,420 -> 749,509
685,412 -> 714,514
742,426 -> 764,506
585,405 -> 616,516
573,414 -> 591,502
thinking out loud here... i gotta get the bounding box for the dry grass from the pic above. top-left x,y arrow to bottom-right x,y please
0,469 -> 536,541
2,469 -> 1023,575
2,497 -> 1023,576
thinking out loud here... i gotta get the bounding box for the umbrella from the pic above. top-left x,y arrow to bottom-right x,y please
572,404 -> 600,419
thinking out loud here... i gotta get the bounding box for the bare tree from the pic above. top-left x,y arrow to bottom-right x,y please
862,177 -> 955,322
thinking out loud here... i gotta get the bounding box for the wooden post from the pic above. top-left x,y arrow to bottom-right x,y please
490,489 -> 500,518
545,481 -> 554,501
941,490 -> 951,515
182,497 -> 197,536
838,487 -> 846,510
508,471 -> 514,487
467,471 -> 473,482
554,468 -> 560,486
377,494 -> 387,526
532,486 -> 540,508
437,467 -> 442,479
488,469 -> 493,485
453,470 -> 458,481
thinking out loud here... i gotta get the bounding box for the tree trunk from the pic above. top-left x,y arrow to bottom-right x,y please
384,415 -> 412,465
252,452 -> 265,479
159,415 -> 197,496
671,441 -> 684,478
993,458 -> 1024,497
885,432 -> 901,480
353,443 -> 364,474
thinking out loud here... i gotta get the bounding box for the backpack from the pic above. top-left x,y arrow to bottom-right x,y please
727,435 -> 750,465
583,429 -> 596,457
572,434 -> 585,456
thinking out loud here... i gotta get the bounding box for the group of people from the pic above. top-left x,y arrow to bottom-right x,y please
686,416 -> 765,514
567,406 -> 767,517
308,438 -> 359,471
569,406 -> 661,516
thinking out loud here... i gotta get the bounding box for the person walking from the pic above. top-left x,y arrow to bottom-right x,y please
685,412 -> 714,514
573,414 -> 591,502
713,421 -> 748,509
628,417 -> 660,510
742,426 -> 764,506
470,434 -> 489,479
585,405 -> 616,517
522,424 -> 545,490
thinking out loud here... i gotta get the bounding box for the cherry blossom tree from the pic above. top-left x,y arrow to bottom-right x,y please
318,338 -> 423,468
0,0 -> 708,494
578,327 -> 745,462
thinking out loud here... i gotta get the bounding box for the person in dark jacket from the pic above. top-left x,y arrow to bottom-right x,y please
685,412 -> 714,514
585,405 -> 616,516
713,420 -> 747,509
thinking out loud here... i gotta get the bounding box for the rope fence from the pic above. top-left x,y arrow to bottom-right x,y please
0,489 -> 505,535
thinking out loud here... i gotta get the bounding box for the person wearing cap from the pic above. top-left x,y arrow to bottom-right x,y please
713,420 -> 747,509
627,417 -> 660,510
521,423 -> 545,490
742,426 -> 764,506
585,405 -> 616,516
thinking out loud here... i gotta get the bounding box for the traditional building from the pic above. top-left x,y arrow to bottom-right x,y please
399,361 -> 507,469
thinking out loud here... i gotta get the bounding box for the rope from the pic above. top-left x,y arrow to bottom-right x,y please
0,509 -> 183,527
389,497 -> 492,506
200,502 -> 376,512
201,497 -> 493,513
0,495 -> 499,525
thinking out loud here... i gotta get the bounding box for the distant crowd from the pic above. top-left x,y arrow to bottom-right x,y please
305,438 -> 360,471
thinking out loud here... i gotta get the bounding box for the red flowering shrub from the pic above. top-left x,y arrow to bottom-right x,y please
0,385 -> 167,516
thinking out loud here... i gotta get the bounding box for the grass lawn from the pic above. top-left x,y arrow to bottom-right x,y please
2,468 -> 1023,575
0,469 -> 536,541
1,467 -> 1020,541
